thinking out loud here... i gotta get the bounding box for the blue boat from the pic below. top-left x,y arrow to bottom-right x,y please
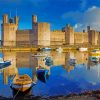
41,47 -> 51,51
0,60 -> 11,69
36,69 -> 49,83
45,56 -> 53,66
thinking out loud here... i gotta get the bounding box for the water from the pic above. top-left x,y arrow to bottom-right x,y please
0,51 -> 100,98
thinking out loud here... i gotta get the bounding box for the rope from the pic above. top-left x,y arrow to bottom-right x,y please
13,87 -> 21,100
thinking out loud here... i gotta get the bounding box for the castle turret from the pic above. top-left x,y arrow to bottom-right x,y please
32,15 -> 37,24
32,15 -> 37,30
87,26 -> 90,32
14,16 -> 19,25
2,14 -> 18,47
3,14 -> 8,24
9,18 -> 13,23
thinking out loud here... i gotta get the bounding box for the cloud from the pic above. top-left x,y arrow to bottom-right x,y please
62,6 -> 100,31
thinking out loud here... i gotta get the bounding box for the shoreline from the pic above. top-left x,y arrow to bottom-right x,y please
0,46 -> 99,52
0,90 -> 100,100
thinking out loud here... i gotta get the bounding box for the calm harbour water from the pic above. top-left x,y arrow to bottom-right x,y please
0,51 -> 100,98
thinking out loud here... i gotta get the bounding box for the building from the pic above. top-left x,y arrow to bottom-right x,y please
1,14 -> 100,47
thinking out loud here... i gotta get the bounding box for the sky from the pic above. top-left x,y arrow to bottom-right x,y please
0,0 -> 100,35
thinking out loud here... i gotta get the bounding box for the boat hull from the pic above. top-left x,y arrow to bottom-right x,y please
36,69 -> 49,83
0,61 -> 11,69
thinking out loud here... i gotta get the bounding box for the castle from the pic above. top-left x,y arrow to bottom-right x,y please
1,14 -> 100,47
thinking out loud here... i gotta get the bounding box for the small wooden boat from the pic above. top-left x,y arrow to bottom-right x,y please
10,74 -> 36,94
36,68 -> 49,83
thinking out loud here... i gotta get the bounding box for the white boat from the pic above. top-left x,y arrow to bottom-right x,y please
91,49 -> 100,54
56,47 -> 63,53
90,49 -> 100,57
32,53 -> 48,57
89,57 -> 99,63
79,47 -> 88,51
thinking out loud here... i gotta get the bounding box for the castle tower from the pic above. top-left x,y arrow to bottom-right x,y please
3,14 -> 8,24
1,14 -> 18,46
32,15 -> 50,46
32,15 -> 37,29
65,24 -> 74,45
87,26 -> 98,45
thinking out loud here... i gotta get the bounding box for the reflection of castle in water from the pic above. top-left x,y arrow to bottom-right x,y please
2,51 -> 98,84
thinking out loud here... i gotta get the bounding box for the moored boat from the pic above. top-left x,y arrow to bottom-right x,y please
79,47 -> 88,52
56,47 -> 63,53
90,49 -> 100,57
45,56 -> 53,66
69,58 -> 77,66
10,74 -> 36,94
89,56 -> 99,63
32,53 -> 48,57
36,67 -> 49,83
40,47 -> 51,51
0,58 -> 11,69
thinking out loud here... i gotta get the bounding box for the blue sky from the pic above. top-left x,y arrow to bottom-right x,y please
0,0 -> 100,34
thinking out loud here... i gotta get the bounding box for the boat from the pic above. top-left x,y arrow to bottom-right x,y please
79,47 -> 88,52
69,58 -> 77,66
32,53 -> 48,57
90,49 -> 100,57
89,56 -> 99,63
56,47 -> 63,53
40,47 -> 51,51
0,58 -> 11,69
45,56 -> 53,66
36,67 -> 49,83
10,74 -> 36,95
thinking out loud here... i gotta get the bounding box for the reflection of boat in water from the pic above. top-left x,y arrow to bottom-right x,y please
45,56 -> 53,66
10,74 -> 36,95
79,47 -> 88,52
36,67 -> 49,83
0,58 -> 11,69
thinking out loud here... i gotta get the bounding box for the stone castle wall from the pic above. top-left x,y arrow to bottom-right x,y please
37,23 -> 50,46
51,30 -> 65,46
16,30 -> 32,47
74,32 -> 88,45
1,14 -> 100,47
